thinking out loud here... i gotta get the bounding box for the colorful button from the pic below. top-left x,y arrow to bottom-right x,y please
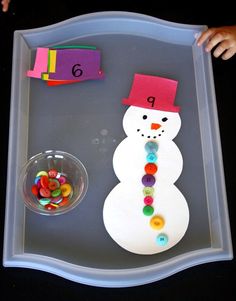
31,184 -> 39,196
142,174 -> 156,186
60,183 -> 72,197
58,197 -> 69,207
143,186 -> 154,196
34,176 -> 41,185
145,141 -> 158,153
50,196 -> 63,204
36,170 -> 48,177
36,179 -> 42,189
51,188 -> 62,198
144,163 -> 158,175
39,198 -> 51,206
40,175 -> 49,188
58,175 -> 67,185
150,215 -> 165,230
143,205 -> 154,216
39,187 -> 51,198
48,179 -> 60,190
48,168 -> 58,178
45,203 -> 58,211
144,196 -> 153,205
156,233 -> 168,246
146,152 -> 157,163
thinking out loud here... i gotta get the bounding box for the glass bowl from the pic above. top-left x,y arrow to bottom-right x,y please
18,150 -> 88,216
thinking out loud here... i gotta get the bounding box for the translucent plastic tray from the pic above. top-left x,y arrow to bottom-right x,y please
3,11 -> 233,287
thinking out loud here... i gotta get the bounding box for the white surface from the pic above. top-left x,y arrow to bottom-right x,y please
103,106 -> 189,254
103,182 -> 189,254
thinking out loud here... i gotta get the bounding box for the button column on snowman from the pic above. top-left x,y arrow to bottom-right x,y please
103,73 -> 189,255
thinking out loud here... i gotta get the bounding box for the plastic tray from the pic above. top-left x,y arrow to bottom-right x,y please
3,11 -> 233,287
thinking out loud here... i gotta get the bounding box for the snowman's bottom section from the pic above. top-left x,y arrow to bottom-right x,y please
103,182 -> 189,255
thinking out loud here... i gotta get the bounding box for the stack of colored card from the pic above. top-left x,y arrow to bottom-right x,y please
27,45 -> 104,86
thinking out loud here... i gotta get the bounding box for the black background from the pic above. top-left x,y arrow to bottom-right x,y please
0,1 -> 235,299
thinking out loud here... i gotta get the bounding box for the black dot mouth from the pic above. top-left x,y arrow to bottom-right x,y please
137,129 -> 164,138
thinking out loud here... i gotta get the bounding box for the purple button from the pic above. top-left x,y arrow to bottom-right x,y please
142,174 -> 156,186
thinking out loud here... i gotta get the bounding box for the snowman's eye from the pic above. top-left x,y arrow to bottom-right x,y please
162,117 -> 168,122
143,115 -> 147,120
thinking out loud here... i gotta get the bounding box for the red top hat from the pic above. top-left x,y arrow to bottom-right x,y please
122,73 -> 180,112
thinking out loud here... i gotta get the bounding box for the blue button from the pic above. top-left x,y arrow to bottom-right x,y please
156,233 -> 168,246
145,141 -> 158,153
146,152 -> 157,163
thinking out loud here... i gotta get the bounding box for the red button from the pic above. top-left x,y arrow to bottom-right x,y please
45,203 -> 58,210
58,197 -> 69,207
39,187 -> 51,198
31,184 -> 38,196
144,163 -> 158,175
144,196 -> 153,205
48,169 -> 58,178
40,175 -> 49,188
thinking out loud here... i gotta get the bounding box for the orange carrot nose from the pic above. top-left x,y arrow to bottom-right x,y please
151,123 -> 161,130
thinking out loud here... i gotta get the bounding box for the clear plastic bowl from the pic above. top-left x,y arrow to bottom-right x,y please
18,150 -> 88,216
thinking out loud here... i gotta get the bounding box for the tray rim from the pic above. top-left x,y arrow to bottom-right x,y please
3,11 -> 233,288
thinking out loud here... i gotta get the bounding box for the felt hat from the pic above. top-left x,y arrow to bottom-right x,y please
122,73 -> 180,112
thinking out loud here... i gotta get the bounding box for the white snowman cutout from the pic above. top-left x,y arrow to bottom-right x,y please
103,73 -> 189,255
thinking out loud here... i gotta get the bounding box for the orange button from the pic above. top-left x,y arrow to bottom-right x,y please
150,215 -> 165,230
145,163 -> 158,175
48,179 -> 60,191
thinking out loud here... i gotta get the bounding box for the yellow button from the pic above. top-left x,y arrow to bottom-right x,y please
36,170 -> 48,177
150,215 -> 165,230
60,183 -> 72,197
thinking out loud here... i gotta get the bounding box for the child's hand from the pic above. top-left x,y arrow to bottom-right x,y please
197,26 -> 236,60
1,0 -> 11,12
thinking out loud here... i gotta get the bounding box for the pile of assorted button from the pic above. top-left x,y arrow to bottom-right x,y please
143,141 -> 168,246
31,169 -> 73,211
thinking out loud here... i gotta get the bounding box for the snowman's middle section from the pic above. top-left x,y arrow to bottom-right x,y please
103,105 -> 189,255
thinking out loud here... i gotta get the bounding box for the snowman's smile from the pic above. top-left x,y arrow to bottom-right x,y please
136,128 -> 165,138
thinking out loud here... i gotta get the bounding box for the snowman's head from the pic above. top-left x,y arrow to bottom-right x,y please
123,106 -> 181,140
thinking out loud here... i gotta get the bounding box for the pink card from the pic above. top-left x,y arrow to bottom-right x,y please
27,48 -> 49,78
122,73 -> 180,112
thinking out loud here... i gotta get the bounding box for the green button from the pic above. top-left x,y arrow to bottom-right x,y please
143,186 -> 154,196
143,205 -> 154,216
51,188 -> 61,197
